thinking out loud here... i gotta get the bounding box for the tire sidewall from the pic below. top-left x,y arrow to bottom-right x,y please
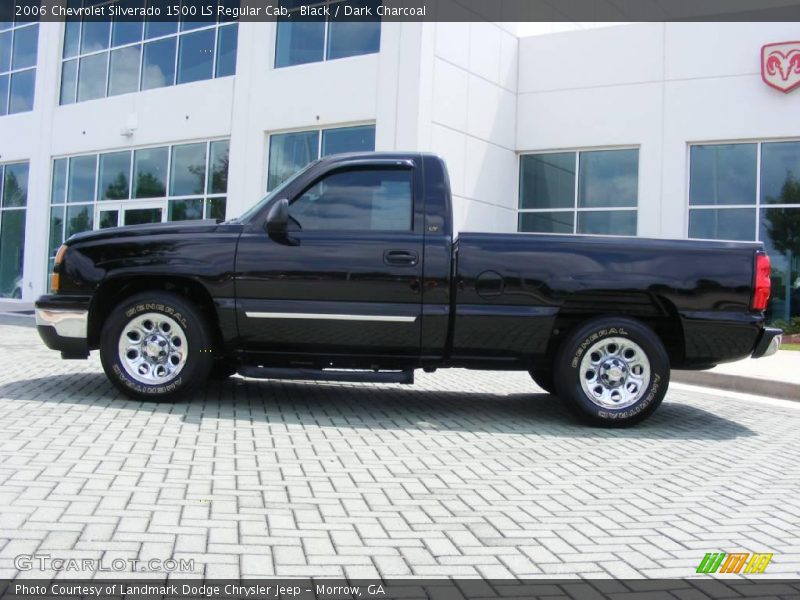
101,293 -> 212,400
555,319 -> 669,425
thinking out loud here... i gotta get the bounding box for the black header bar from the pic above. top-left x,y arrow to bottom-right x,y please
6,0 -> 800,23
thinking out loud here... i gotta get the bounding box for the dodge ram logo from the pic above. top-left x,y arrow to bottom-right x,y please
761,41 -> 800,93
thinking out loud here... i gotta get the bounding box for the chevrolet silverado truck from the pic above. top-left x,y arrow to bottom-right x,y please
36,153 -> 782,426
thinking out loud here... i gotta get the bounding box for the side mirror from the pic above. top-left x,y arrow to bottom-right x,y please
265,198 -> 289,235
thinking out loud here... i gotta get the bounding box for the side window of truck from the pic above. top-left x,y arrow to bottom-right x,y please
289,168 -> 413,231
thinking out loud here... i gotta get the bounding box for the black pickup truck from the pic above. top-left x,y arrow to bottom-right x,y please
36,153 -> 782,426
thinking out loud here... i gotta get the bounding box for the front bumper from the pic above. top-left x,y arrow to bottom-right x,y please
35,295 -> 91,358
751,327 -> 783,359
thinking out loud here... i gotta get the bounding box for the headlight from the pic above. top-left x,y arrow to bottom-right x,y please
51,244 -> 68,293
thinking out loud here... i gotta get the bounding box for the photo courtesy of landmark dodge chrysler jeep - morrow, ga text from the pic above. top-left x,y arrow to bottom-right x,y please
35,153 -> 782,426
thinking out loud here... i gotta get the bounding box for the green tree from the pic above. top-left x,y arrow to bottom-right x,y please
135,172 -> 166,198
103,173 -> 129,200
763,174 -> 800,257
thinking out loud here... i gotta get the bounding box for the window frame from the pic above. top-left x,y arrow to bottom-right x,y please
265,122 -> 377,192
273,0 -> 381,69
287,162 -> 417,233
686,138 -> 800,242
0,161 -> 30,299
0,22 -> 38,116
517,145 -> 640,237
59,12 -> 236,105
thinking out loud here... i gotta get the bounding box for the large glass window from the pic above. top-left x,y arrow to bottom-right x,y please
0,162 -> 28,298
267,124 -> 375,190
689,141 -> 800,322
0,22 -> 38,116
60,2 -> 237,105
289,168 -> 412,231
48,140 -> 230,281
518,149 -> 639,236
275,0 -> 381,68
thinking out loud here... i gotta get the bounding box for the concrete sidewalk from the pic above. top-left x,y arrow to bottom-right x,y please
673,349 -> 799,401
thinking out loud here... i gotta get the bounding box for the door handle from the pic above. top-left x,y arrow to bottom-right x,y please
384,249 -> 419,266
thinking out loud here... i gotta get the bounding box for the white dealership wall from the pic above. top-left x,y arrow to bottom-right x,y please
1,21 -> 799,301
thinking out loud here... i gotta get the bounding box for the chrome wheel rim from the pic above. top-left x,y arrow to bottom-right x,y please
118,312 -> 188,385
579,337 -> 651,410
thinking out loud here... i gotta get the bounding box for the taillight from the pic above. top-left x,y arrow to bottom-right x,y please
751,252 -> 771,311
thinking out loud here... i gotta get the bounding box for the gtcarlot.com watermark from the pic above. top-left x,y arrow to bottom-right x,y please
15,554 -> 196,573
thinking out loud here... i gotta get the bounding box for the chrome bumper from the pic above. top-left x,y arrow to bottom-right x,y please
35,308 -> 88,339
752,327 -> 783,359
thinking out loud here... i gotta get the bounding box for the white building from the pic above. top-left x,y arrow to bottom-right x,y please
0,17 -> 798,320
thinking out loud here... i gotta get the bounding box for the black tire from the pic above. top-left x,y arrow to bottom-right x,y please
529,368 -> 556,394
209,360 -> 238,380
553,317 -> 669,427
100,291 -> 214,401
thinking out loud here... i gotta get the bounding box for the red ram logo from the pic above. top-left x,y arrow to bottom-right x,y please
761,41 -> 800,93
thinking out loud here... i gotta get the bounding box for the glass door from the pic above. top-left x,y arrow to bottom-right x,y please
96,201 -> 165,229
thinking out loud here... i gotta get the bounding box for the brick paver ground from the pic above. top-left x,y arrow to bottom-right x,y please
0,322 -> 799,580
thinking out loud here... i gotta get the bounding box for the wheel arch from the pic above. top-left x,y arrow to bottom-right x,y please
88,275 -> 223,351
544,296 -> 685,368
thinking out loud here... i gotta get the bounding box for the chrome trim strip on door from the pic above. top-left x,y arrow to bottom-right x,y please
245,312 -> 417,323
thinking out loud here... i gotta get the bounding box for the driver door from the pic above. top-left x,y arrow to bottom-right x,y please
235,162 -> 424,360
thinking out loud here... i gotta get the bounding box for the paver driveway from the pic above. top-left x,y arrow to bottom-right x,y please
0,322 -> 798,579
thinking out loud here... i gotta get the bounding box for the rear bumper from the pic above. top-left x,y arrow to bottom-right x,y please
752,327 -> 783,359
35,295 -> 91,358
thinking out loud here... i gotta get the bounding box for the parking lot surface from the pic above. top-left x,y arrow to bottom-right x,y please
0,322 -> 799,579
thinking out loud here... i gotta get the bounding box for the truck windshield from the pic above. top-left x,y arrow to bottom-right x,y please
230,161 -> 320,224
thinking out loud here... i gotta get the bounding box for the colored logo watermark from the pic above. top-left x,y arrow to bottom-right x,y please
696,552 -> 773,574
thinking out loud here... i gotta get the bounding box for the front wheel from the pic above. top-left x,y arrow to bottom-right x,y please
553,317 -> 670,427
100,292 -> 214,401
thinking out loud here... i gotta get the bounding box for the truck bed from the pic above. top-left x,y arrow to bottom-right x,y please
452,232 -> 763,367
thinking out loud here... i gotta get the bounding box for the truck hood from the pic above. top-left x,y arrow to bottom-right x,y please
66,219 -> 242,245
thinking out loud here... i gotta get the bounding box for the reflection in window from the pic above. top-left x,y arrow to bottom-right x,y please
177,29 -> 215,84
0,23 -> 38,116
68,155 -> 97,204
321,126 -> 376,157
268,125 -> 376,190
142,37 -> 177,91
518,149 -> 639,236
275,0 -> 380,68
290,168 -> 413,231
170,143 -> 206,196
578,150 -> 638,209
99,151 -> 131,200
134,147 -> 168,198
690,144 -> 756,206
689,141 -> 800,322
59,2 -> 237,105
108,45 -> 141,96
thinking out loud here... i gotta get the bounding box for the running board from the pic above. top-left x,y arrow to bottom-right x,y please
237,366 -> 415,385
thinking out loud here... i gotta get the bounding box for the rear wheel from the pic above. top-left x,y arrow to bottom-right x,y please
553,317 -> 669,427
100,292 -> 214,401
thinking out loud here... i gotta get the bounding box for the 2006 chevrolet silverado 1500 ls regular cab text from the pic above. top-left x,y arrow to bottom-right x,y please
36,153 -> 782,426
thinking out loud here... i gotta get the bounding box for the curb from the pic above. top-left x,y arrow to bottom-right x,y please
673,370 -> 800,401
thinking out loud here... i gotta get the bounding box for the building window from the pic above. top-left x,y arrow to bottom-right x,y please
48,139 -> 229,277
689,141 -> 800,322
0,22 -> 38,115
0,162 -> 28,298
275,0 -> 381,68
60,1 -> 237,105
518,148 -> 639,236
267,124 -> 375,190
